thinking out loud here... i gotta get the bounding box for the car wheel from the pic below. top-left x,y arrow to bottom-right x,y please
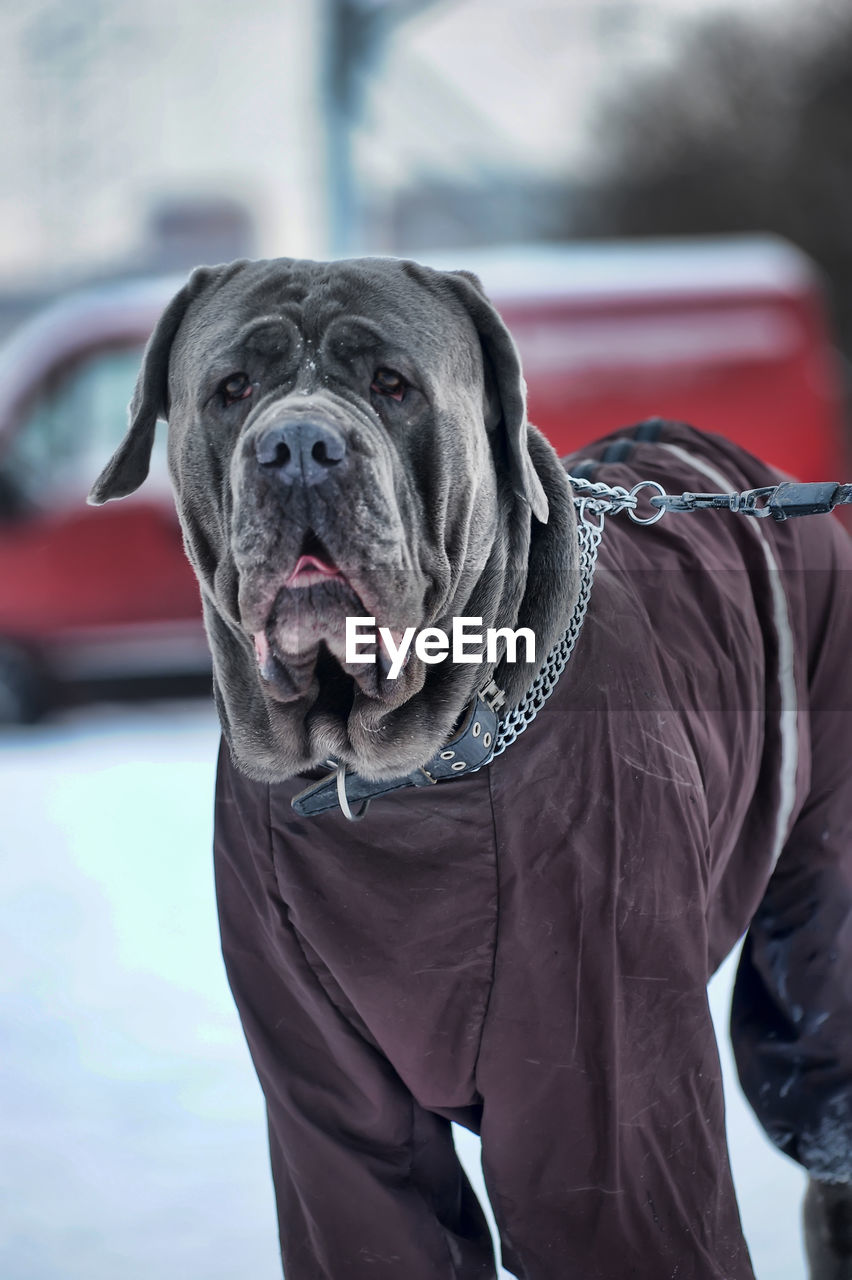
0,642 -> 48,725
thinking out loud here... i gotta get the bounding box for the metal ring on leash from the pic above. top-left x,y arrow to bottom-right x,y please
627,480 -> 667,525
336,764 -> 370,821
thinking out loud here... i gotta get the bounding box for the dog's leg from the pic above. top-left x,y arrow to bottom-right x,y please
804,1179 -> 852,1279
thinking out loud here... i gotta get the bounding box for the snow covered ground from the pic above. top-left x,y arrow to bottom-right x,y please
0,700 -> 807,1279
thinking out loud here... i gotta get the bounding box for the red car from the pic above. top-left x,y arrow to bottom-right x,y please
0,237 -> 846,722
0,275 -> 207,721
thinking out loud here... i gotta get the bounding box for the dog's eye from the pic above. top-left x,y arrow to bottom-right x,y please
370,368 -> 406,402
220,373 -> 253,406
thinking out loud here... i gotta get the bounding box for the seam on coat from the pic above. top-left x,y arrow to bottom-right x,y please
659,442 -> 799,868
263,792 -> 387,1051
470,758 -> 504,1086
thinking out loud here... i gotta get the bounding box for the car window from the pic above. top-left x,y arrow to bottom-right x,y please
4,343 -> 167,498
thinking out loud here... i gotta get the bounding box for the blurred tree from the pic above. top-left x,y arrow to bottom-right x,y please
576,4 -> 852,363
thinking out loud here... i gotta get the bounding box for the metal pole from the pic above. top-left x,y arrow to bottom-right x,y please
321,0 -> 441,257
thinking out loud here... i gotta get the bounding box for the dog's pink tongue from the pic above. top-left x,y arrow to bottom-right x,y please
285,554 -> 342,587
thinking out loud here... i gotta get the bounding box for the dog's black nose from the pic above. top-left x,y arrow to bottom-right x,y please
255,420 -> 347,486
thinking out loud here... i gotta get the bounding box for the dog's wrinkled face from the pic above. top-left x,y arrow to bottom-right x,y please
171,259 -> 499,708
90,257 -> 575,783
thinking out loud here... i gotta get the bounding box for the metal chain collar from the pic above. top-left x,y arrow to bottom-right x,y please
488,476 -> 651,758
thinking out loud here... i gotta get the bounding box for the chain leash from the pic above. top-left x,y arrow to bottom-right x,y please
486,470 -> 851,757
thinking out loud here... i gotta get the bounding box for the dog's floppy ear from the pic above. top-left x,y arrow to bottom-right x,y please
88,265 -> 224,506
445,269 -> 549,524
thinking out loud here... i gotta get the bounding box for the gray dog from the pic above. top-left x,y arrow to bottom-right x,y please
92,258 -> 574,786
91,257 -> 852,1280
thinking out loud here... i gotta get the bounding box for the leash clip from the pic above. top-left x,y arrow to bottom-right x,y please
731,486 -> 777,517
651,490 -> 738,514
